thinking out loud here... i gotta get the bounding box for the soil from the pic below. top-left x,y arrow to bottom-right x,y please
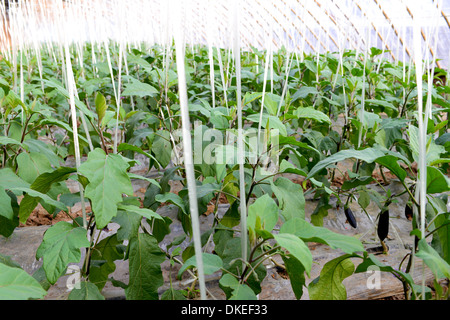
18,203 -> 88,227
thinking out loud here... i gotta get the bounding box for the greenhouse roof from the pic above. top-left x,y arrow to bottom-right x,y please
1,0 -> 450,68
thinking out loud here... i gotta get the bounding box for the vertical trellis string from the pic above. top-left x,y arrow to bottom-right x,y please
233,0 -> 248,268
173,0 -> 207,300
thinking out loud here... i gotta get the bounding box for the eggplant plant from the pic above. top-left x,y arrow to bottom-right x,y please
0,42 -> 449,301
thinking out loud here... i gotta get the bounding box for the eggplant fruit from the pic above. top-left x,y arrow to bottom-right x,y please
377,209 -> 389,241
344,207 -> 357,228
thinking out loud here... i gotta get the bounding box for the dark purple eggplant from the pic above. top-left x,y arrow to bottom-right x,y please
405,204 -> 413,221
377,209 -> 389,241
344,207 -> 357,228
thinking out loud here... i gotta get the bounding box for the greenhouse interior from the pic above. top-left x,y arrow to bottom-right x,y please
0,0 -> 450,301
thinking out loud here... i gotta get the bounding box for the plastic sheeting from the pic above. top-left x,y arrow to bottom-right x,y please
1,0 -> 449,68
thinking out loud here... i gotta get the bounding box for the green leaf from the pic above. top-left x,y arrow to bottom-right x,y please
242,92 -> 263,106
0,188 -> 19,237
122,79 -> 158,98
16,152 -> 53,184
218,274 -> 257,300
0,263 -> 47,300
366,99 -> 396,111
308,255 -> 355,300
36,222 -> 90,284
0,136 -> 24,148
247,194 -> 279,233
416,239 -> 450,279
151,130 -> 173,168
270,177 -> 305,220
0,168 -> 30,190
280,217 -> 364,254
112,210 -> 142,242
375,155 -> 407,182
118,142 -> 161,168
125,233 -> 165,300
230,284 -> 258,300
294,107 -> 331,124
433,213 -> 450,264
12,187 -> 68,223
78,148 -> 133,229
95,92 -> 107,124
42,79 -> 94,120
18,167 -> 76,223
282,254 -> 306,299
427,166 -> 450,194
68,281 -> 105,300
88,234 -> 124,291
292,86 -> 319,101
0,186 -> 15,221
273,233 -> 312,276
155,193 -> 187,215
116,203 -> 163,221
245,114 -> 287,136
307,148 -> 385,179
263,93 -> 281,115
161,288 -> 186,300
178,253 -> 223,278
341,176 -> 374,191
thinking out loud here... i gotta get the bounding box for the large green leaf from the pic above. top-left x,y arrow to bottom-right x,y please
0,171 -> 23,236
12,187 -> 68,222
307,147 -> 385,179
426,166 -> 450,194
0,136 -> 24,148
280,217 -> 364,254
270,177 -> 305,220
433,213 -> 450,264
416,239 -> 450,279
78,148 -> 133,229
0,168 -> 30,190
282,254 -> 306,299
122,78 -> 158,98
125,233 -> 165,300
219,274 -> 257,300
177,253 -> 223,278
36,222 -> 90,284
245,114 -> 288,136
0,186 -> 17,237
18,167 -> 76,223
16,152 -> 52,184
375,155 -> 407,182
88,234 -> 124,291
118,142 -> 161,168
308,254 -> 355,300
68,281 -> 105,300
42,79 -> 95,120
247,194 -> 279,233
155,192 -> 187,215
112,209 -> 142,242
273,233 -> 312,276
0,263 -> 47,300
151,130 -> 173,168
294,107 -> 331,124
